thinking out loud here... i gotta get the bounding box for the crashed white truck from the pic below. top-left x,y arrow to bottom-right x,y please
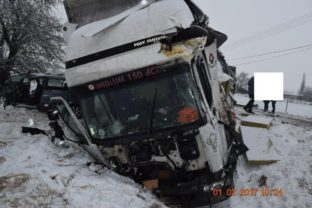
49,0 -> 247,207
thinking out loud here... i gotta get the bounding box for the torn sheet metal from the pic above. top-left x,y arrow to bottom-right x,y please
160,37 -> 207,60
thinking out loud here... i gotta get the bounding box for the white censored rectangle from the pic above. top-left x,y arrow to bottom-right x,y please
254,72 -> 284,101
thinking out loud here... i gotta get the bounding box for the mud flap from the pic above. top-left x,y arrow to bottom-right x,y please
22,127 -> 47,136
231,128 -> 249,156
218,120 -> 249,156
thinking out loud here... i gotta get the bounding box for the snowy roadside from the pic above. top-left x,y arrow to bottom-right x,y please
0,106 -> 166,208
1,103 -> 311,208
211,102 -> 312,208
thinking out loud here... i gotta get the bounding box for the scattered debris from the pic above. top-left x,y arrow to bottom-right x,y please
258,175 -> 267,187
50,175 -> 58,180
240,126 -> 281,164
86,162 -> 108,175
22,127 -> 47,136
241,115 -> 273,128
0,173 -> 30,192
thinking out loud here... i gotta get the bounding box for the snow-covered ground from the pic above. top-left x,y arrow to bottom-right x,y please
0,106 -> 166,208
209,94 -> 312,208
211,107 -> 312,208
1,100 -> 311,208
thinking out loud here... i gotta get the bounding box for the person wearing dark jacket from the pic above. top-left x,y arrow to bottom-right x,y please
244,76 -> 254,113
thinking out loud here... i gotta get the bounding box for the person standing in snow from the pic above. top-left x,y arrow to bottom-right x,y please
271,101 -> 276,113
264,100 -> 276,114
244,76 -> 254,113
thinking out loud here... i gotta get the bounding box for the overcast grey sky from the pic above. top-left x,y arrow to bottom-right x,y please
194,0 -> 312,93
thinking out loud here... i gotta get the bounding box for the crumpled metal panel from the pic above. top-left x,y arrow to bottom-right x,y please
64,0 -> 151,27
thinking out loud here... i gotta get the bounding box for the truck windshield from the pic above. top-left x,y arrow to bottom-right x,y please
64,0 -> 156,27
80,65 -> 202,140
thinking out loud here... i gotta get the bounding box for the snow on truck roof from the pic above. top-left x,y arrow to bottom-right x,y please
64,0 -> 155,27
64,0 -> 196,87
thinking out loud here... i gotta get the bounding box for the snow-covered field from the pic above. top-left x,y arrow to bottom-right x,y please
234,93 -> 312,119
0,106 -> 165,208
1,101 -> 311,208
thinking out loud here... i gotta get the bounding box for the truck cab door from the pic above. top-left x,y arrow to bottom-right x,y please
191,52 -> 229,170
50,97 -> 109,165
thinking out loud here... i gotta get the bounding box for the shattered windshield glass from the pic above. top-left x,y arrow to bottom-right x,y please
81,64 -> 202,140
64,0 -> 156,26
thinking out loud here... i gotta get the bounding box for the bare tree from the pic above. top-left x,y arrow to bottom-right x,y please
298,73 -> 306,95
0,0 -> 64,81
236,72 -> 249,93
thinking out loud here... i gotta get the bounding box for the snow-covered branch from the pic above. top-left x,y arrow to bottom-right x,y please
0,0 -> 65,75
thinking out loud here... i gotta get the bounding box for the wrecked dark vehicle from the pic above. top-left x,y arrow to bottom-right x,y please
0,79 -> 15,107
0,73 -> 80,116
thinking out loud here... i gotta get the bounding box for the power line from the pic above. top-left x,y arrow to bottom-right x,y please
227,13 -> 312,49
234,47 -> 312,66
229,43 -> 312,61
225,12 -> 312,49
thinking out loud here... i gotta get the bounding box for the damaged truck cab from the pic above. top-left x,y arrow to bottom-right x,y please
55,0 -> 246,206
